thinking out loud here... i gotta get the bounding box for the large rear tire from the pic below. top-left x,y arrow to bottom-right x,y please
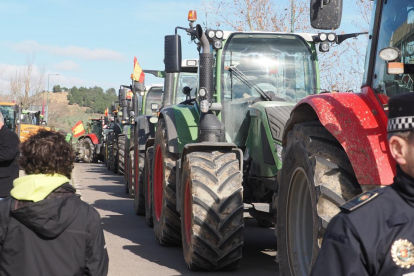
118,135 -> 126,177
133,151 -> 146,215
83,138 -> 96,163
144,147 -> 154,227
277,121 -> 361,276
152,118 -> 181,245
181,151 -> 244,271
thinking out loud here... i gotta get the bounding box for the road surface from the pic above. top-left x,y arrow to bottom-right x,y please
73,163 -> 279,276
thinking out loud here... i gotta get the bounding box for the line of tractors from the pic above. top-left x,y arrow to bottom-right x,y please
76,0 -> 412,274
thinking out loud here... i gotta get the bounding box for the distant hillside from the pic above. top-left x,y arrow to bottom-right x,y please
33,92 -> 105,134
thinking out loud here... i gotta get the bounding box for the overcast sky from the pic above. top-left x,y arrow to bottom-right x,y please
0,0 -> 363,94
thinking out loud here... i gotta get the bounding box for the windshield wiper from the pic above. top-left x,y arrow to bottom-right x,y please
228,66 -> 271,101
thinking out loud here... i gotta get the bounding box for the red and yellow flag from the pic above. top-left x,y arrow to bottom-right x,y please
71,121 -> 85,138
104,107 -> 108,117
132,56 -> 145,83
127,90 -> 133,100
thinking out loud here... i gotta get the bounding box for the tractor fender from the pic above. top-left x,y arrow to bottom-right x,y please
84,133 -> 99,145
159,108 -> 179,154
144,138 -> 155,153
176,142 -> 243,213
283,92 -> 395,185
135,115 -> 155,152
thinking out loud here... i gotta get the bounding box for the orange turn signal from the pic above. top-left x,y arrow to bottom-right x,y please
188,10 -> 197,22
388,62 -> 404,75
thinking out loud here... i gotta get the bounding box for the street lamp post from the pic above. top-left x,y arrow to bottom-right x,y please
46,73 -> 60,123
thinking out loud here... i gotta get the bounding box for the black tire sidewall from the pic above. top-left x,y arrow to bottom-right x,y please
277,139 -> 319,276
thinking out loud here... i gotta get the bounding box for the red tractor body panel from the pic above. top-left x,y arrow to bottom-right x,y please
85,133 -> 99,145
289,88 -> 395,185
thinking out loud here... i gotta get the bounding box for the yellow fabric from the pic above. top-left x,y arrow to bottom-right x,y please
132,56 -> 144,82
11,174 -> 70,202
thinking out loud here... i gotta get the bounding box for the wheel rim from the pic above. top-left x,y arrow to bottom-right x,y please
287,167 -> 314,275
153,145 -> 163,222
184,179 -> 192,246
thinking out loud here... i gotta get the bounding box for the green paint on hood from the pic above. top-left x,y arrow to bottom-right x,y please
11,174 -> 71,202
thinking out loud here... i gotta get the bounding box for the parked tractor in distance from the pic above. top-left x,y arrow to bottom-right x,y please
123,83 -> 164,198
129,63 -> 198,225
276,0 -> 413,275
75,118 -> 104,163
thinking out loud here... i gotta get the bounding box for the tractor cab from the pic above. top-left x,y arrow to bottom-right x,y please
367,0 -> 414,105
0,102 -> 17,131
87,118 -> 103,143
221,32 -> 318,146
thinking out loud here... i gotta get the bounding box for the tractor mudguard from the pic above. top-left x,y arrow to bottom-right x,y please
144,138 -> 155,153
85,133 -> 99,144
135,115 -> 155,152
175,142 -> 243,213
283,92 -> 395,185
159,106 -> 199,154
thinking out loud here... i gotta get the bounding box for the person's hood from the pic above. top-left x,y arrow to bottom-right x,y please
11,174 -> 70,202
10,174 -> 80,238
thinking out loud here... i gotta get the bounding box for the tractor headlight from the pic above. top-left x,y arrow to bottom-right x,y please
319,42 -> 330,52
200,100 -> 209,113
213,40 -> 222,49
327,33 -> 336,42
215,30 -> 224,39
275,144 -> 283,161
319,33 -> 327,41
199,88 -> 207,97
207,30 -> 215,39
379,47 -> 401,62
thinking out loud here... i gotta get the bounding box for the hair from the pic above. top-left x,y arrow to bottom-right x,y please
0,112 -> 4,124
388,131 -> 414,142
20,129 -> 75,179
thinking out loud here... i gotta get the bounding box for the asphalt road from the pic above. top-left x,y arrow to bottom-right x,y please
73,163 -> 279,276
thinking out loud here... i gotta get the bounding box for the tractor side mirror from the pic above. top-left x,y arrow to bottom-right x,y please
164,34 -> 182,73
134,81 -> 145,92
111,103 -> 116,113
310,0 -> 343,30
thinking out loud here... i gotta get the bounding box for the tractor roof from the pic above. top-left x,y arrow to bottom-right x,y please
222,31 -> 319,43
0,102 -> 16,106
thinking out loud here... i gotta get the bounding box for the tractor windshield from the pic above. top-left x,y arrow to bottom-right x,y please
0,106 -> 15,130
372,0 -> 414,104
222,33 -> 316,103
175,73 -> 198,103
144,87 -> 163,115
90,121 -> 102,137
221,33 -> 316,145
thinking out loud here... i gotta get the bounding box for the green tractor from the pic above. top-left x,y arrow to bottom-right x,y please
128,65 -> 198,225
149,13 -> 364,271
106,101 -> 123,173
123,83 -> 164,197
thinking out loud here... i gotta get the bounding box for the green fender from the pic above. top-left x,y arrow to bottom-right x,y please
159,104 -> 200,154
245,101 -> 295,178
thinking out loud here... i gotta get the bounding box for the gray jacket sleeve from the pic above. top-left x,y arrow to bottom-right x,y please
85,211 -> 109,276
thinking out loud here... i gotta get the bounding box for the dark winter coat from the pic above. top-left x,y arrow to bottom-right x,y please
0,183 -> 109,276
311,167 -> 414,276
0,124 -> 20,197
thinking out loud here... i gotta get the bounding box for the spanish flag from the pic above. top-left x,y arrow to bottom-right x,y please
71,121 -> 85,138
104,107 -> 108,117
132,56 -> 145,83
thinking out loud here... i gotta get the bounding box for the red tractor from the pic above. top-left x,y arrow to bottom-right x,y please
75,118 -> 104,163
276,0 -> 412,275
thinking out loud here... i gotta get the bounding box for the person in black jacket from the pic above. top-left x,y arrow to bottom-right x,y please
0,129 -> 109,276
311,92 -> 414,275
0,111 -> 19,199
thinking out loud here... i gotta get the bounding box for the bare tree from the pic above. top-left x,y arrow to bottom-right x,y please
9,56 -> 45,108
